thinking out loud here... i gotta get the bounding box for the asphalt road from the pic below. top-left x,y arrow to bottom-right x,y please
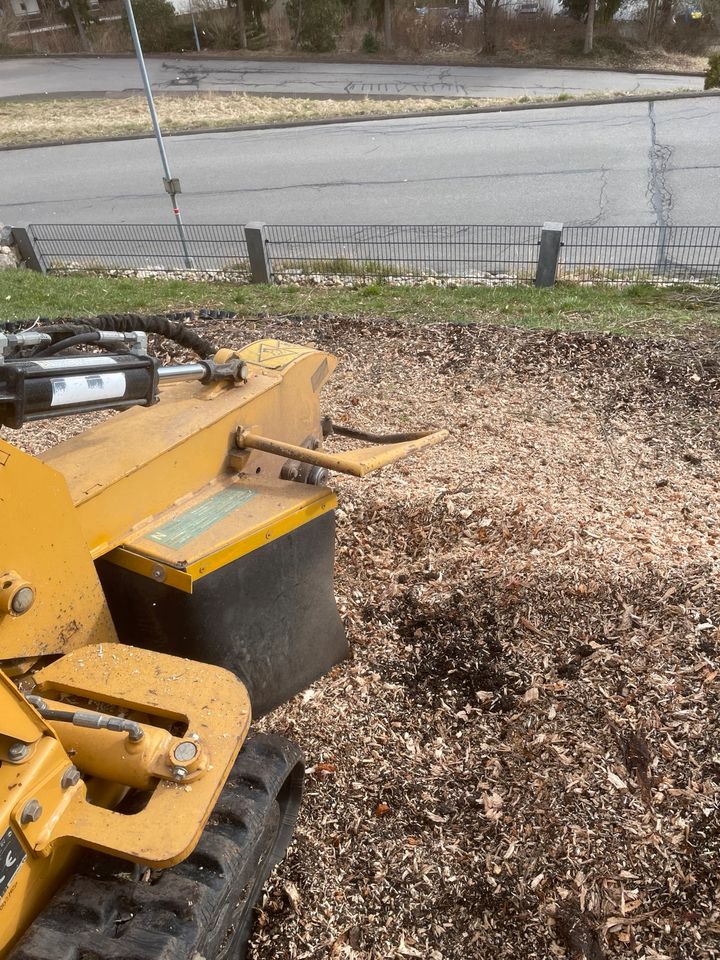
0,56 -> 704,100
1,98 -> 718,229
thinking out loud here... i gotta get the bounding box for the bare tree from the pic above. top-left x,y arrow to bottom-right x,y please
472,0 -> 502,54
583,0 -> 595,52
226,0 -> 247,48
647,0 -> 674,40
646,0 -> 659,38
58,0 -> 92,51
383,0 -> 391,48
292,0 -> 303,46
236,0 -> 246,48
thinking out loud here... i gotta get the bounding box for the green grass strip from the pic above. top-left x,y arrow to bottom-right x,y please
1,271 -> 718,339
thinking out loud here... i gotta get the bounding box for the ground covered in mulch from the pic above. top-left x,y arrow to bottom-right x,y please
19,314 -> 720,960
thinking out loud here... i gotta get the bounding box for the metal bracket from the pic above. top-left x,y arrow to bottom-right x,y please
23,643 -> 251,867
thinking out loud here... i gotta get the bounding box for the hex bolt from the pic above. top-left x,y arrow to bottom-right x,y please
21,799 -> 42,824
7,742 -> 29,762
172,766 -> 188,782
60,765 -> 82,790
11,586 -> 35,615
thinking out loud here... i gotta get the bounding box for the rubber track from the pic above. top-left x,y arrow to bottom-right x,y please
10,734 -> 304,960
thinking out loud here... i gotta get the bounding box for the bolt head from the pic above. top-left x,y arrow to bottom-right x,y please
8,742 -> 29,762
172,766 -> 188,782
11,586 -> 35,615
21,799 -> 42,824
173,741 -> 198,763
61,765 -> 82,790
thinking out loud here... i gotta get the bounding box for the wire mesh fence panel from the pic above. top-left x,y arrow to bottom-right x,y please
29,224 -> 251,277
559,226 -> 720,285
265,225 -> 542,285
23,222 -> 720,287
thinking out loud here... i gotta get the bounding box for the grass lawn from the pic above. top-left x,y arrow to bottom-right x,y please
1,270 -> 718,338
0,88 -> 697,148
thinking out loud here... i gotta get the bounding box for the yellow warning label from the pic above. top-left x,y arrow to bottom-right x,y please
237,339 -> 315,371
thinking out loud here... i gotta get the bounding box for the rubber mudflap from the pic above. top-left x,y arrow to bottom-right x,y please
97,511 -> 348,717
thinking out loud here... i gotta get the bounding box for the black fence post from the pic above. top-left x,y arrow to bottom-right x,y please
244,222 -> 272,284
534,221 -> 563,288
11,226 -> 46,274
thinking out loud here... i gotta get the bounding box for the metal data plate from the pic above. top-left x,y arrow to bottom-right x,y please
0,827 -> 27,903
146,486 -> 257,550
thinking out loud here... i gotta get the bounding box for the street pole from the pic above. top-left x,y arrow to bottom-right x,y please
190,9 -> 201,51
123,0 -> 194,268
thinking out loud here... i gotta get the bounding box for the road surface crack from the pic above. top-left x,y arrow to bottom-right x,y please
646,100 -> 673,228
570,165 -> 609,226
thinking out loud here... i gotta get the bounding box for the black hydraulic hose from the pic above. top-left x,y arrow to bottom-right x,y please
321,416 -> 434,445
33,331 -> 103,358
88,314 -> 219,359
6,311 -> 232,360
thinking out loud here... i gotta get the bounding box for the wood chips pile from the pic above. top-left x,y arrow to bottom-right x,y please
20,314 -> 720,960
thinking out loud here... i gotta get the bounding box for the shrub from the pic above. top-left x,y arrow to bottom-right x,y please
286,0 -> 344,52
704,53 -> 720,89
196,5 -> 242,48
361,29 -> 380,52
122,0 -> 179,52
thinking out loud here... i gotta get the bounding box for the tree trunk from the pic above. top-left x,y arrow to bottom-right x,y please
646,0 -> 659,41
69,0 -> 91,51
657,0 -> 673,36
293,0 -> 303,47
383,0 -> 392,48
483,0 -> 497,54
583,0 -> 595,54
236,0 -> 247,49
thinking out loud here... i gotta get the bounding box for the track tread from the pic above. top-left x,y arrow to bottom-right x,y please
10,734 -> 303,960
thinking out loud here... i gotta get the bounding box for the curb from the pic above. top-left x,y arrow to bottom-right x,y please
0,51 -> 707,77
1,88 -> 717,153
1,89 -> 438,103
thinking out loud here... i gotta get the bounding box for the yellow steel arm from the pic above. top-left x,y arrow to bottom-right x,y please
235,426 -> 450,478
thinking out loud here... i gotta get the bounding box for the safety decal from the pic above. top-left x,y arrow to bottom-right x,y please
240,340 -> 313,371
0,827 -> 27,903
50,372 -> 127,408
146,486 -> 257,550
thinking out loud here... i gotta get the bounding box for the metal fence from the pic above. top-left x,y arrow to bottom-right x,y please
558,225 -> 720,285
27,223 -> 251,277
20,222 -> 720,287
265,224 -> 541,283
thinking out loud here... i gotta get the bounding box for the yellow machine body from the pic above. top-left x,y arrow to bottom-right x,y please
0,337 -> 447,956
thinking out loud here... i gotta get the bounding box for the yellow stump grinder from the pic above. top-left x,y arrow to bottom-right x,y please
0,315 -> 447,959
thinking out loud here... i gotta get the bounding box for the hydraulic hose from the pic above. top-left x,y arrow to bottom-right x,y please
33,331 -> 104,358
6,311 -> 235,360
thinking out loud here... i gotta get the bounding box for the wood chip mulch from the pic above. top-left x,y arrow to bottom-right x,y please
18,314 -> 720,960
